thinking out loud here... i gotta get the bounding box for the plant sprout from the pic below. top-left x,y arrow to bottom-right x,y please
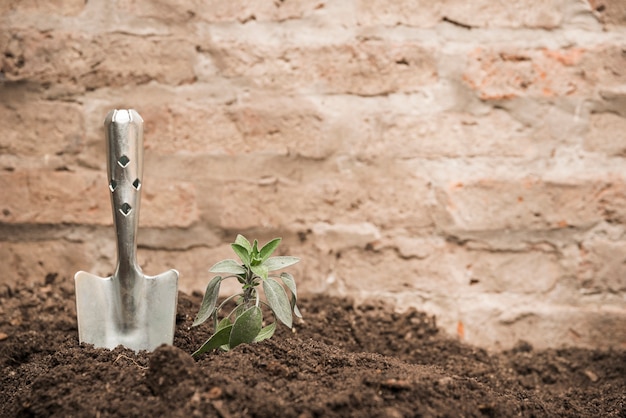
191,235 -> 300,357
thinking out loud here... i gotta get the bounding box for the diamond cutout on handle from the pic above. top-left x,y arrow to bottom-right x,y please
120,203 -> 132,216
118,155 -> 130,167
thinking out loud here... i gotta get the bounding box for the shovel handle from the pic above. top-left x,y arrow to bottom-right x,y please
105,109 -> 144,279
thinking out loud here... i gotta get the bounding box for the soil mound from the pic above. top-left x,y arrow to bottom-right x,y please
1,276 -> 624,417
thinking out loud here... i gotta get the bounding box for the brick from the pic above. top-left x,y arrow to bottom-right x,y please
464,45 -> 626,101
331,248 -> 444,294
436,176 -> 626,232
115,0 -> 198,23
118,0 -> 324,23
229,96 -> 334,159
0,170 -> 198,227
207,38 -> 437,95
338,243 -> 562,295
0,29 -> 196,89
460,300 -> 626,349
587,0 -> 626,25
139,96 -> 330,159
355,0 -> 441,27
356,0 -> 567,28
138,225 -> 222,252
579,45 -> 626,88
441,0 -> 567,29
0,0 -> 84,15
463,47 -> 586,100
584,112 -> 626,156
213,160 -> 434,230
596,86 -> 626,116
139,104 -> 244,155
0,99 -> 84,158
141,178 -> 199,228
0,241 -> 93,289
461,250 -> 563,294
577,237 -> 626,293
311,222 -> 380,252
372,109 -> 533,159
391,236 -> 445,259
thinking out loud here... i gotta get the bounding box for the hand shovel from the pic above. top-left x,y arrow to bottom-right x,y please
74,109 -> 178,352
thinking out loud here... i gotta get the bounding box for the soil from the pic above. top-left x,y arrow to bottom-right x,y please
1,274 -> 625,417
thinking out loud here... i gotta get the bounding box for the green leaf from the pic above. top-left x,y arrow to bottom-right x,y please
280,272 -> 302,319
229,306 -> 263,348
216,317 -> 232,331
264,256 -> 300,272
192,276 -> 222,327
294,304 -> 302,319
279,272 -> 297,297
251,264 -> 269,280
259,238 -> 281,262
233,303 -> 248,319
250,240 -> 262,266
231,243 -> 251,266
234,234 -> 252,253
253,322 -> 276,342
192,325 -> 233,357
263,278 -> 292,328
209,259 -> 246,274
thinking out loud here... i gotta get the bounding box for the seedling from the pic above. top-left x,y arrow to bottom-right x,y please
191,235 -> 300,357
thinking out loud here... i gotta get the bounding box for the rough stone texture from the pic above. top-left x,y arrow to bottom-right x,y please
0,171 -> 198,227
0,29 -> 196,91
356,0 -> 573,28
588,0 -> 626,25
119,0 -> 326,23
584,112 -> 626,156
1,0 -> 625,350
0,99 -> 84,158
202,36 -> 438,95
435,176 -> 626,232
0,0 -> 85,16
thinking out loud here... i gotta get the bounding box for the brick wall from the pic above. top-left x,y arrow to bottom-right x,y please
1,0 -> 625,349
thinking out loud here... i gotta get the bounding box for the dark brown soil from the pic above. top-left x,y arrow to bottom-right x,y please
1,274 -> 625,417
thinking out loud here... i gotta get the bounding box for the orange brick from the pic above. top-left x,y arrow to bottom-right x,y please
463,45 -> 626,100
0,170 -> 198,227
587,0 -> 626,25
211,159 -> 434,230
118,0 -> 324,23
357,0 -> 567,28
0,0 -> 84,15
0,99 -> 84,158
577,237 -> 626,293
436,176 -> 626,232
0,29 -> 196,89
372,109 -> 534,159
206,37 -> 437,95
138,96 -> 330,159
584,112 -> 626,156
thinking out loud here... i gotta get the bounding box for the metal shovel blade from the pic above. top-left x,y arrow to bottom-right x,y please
74,109 -> 178,352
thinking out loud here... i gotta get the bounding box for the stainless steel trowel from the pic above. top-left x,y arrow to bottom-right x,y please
74,109 -> 178,352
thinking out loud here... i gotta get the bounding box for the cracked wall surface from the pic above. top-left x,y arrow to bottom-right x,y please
1,0 -> 625,349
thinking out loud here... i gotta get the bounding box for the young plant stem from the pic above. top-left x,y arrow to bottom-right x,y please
242,270 -> 258,308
